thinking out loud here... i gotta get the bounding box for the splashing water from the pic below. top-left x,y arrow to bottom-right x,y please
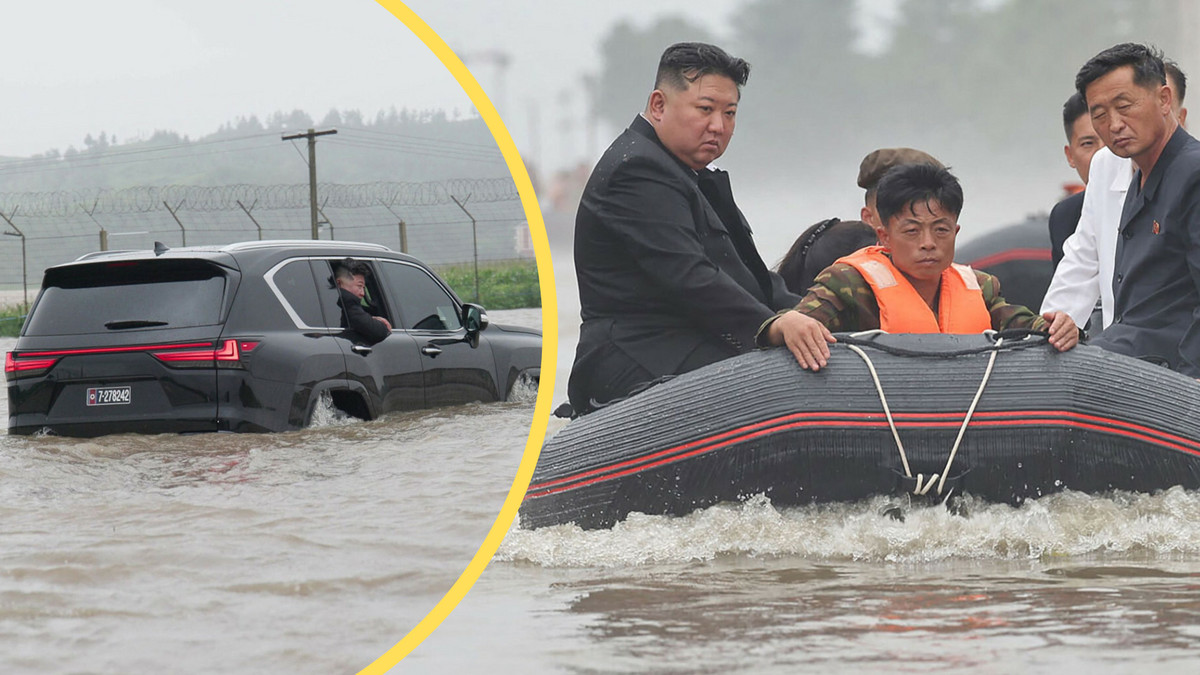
499,488 -> 1200,567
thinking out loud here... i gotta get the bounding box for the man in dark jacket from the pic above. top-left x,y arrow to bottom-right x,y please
334,259 -> 391,345
567,42 -> 801,415
1081,43 -> 1200,375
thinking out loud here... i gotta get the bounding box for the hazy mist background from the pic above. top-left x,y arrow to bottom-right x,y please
7,1 -> 1194,247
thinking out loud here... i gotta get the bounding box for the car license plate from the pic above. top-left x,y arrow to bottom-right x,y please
87,386 -> 132,406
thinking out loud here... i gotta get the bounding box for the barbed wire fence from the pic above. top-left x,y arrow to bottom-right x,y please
0,179 -> 533,310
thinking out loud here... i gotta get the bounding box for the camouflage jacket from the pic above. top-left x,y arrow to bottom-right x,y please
756,261 -> 1047,343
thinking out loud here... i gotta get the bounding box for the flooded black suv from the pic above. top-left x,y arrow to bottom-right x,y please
5,241 -> 541,436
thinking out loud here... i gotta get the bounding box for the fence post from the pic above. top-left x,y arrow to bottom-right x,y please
377,199 -> 408,253
82,198 -> 108,251
318,199 -> 333,240
236,199 -> 263,240
0,206 -> 28,310
449,194 -> 479,303
164,199 -> 187,247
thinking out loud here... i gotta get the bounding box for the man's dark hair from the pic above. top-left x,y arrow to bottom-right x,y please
875,164 -> 964,226
1076,43 -> 1166,100
1166,59 -> 1187,104
334,257 -> 370,283
654,42 -> 750,93
1062,92 -> 1090,140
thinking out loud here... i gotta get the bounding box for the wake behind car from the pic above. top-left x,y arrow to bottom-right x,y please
6,240 -> 541,437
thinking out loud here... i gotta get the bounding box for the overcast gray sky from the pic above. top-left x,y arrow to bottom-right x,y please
0,1 -> 464,157
0,1 -> 903,173
0,1 -> 751,166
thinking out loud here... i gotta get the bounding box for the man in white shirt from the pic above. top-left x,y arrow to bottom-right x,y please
1042,61 -> 1188,330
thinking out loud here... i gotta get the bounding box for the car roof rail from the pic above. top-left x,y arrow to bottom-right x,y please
220,239 -> 393,253
74,249 -> 137,261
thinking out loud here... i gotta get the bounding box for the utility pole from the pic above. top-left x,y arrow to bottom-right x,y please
460,50 -> 511,114
449,194 -> 479,303
282,127 -> 337,239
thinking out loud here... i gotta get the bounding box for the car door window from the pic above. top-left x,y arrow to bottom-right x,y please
264,259 -> 325,329
311,260 -> 349,329
378,261 -> 462,331
315,259 -> 397,329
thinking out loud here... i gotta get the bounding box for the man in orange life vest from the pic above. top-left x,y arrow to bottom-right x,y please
760,163 -> 1081,369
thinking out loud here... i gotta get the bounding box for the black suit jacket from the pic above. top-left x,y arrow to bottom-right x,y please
1049,190 -> 1085,267
1092,126 -> 1200,375
338,287 -> 390,345
568,115 -> 800,409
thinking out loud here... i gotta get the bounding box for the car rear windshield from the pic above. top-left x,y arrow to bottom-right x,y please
24,260 -> 230,336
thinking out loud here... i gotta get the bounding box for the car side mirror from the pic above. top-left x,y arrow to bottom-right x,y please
462,303 -> 489,347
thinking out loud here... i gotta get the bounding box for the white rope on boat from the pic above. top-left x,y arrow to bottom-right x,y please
936,337 -> 1003,494
844,330 -> 1005,497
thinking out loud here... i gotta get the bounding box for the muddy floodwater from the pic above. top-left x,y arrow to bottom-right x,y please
0,308 -> 541,674
413,466 -> 1200,674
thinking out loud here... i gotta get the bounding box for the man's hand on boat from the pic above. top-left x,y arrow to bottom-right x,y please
1043,310 -> 1080,352
766,308 -> 1079,371
767,310 -> 836,371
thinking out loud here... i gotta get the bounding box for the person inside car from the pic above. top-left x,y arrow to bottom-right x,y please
334,259 -> 391,345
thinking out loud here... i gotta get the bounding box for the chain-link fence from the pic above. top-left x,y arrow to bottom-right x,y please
0,179 -> 533,309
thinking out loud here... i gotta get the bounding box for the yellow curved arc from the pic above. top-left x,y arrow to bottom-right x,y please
360,2 -> 557,672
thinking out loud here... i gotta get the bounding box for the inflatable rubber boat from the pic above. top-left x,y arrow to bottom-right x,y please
521,332 -> 1200,530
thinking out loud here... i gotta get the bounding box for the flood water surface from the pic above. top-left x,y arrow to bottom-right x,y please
0,308 -> 542,674
407,417 -> 1200,674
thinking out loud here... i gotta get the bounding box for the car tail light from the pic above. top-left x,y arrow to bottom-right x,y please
150,339 -> 259,368
5,340 -> 260,378
5,351 -> 60,379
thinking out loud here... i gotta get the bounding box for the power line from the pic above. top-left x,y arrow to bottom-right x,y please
338,125 -> 501,152
332,133 -> 500,158
333,130 -> 503,161
326,138 -> 505,164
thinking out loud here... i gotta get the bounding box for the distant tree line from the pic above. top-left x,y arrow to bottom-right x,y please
0,107 -> 509,193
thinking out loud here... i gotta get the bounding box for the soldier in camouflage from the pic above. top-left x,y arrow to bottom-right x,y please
761,164 -> 1080,370
787,263 -> 1049,333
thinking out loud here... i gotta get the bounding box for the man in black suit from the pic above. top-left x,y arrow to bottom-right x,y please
1081,43 -> 1200,375
334,259 -> 391,345
1049,92 -> 1101,267
567,42 -> 800,415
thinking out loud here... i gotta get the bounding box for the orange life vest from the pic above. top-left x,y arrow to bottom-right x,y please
838,246 -> 991,334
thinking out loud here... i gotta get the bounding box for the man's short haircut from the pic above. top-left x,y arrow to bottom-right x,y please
654,42 -> 750,93
874,164 -> 964,226
1166,59 -> 1187,104
334,257 -> 369,283
1062,92 -> 1090,141
1076,43 -> 1166,100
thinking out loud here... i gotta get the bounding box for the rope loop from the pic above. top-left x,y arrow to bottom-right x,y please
845,331 -> 1006,497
